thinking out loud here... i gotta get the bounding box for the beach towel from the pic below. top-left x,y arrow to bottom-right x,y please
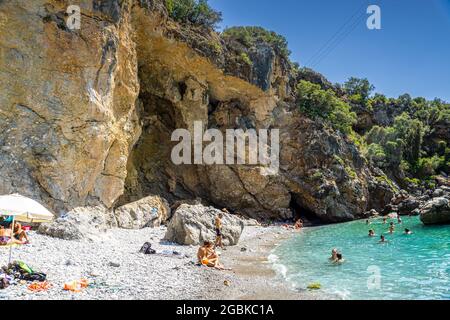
28,281 -> 52,292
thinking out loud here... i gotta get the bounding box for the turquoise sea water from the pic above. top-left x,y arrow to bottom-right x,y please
272,216 -> 450,300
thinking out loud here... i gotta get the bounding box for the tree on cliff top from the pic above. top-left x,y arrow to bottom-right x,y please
222,26 -> 291,59
166,0 -> 222,29
343,77 -> 375,106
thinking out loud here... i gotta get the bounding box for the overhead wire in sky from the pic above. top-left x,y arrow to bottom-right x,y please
305,0 -> 371,69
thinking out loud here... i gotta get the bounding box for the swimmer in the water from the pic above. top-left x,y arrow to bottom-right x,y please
389,222 -> 395,234
379,235 -> 388,243
368,229 -> 375,237
329,248 -> 338,261
404,228 -> 413,235
333,253 -> 345,264
383,217 -> 387,224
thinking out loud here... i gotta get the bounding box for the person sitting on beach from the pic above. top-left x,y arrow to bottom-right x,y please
0,226 -> 21,246
214,213 -> 225,250
13,222 -> 30,244
404,228 -> 413,235
197,241 -> 226,270
294,219 -> 303,230
379,235 -> 388,244
368,229 -> 375,237
389,222 -> 395,234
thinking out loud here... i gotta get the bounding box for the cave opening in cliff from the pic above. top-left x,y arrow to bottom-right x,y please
289,193 -> 320,224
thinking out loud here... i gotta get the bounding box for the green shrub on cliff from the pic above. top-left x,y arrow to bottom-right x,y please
343,77 -> 375,106
166,0 -> 222,29
364,113 -> 425,173
240,52 -> 252,66
222,26 -> 291,58
296,80 -> 356,134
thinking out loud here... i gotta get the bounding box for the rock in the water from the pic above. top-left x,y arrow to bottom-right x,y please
164,204 -> 244,245
114,195 -> 170,229
38,206 -> 112,240
419,197 -> 450,225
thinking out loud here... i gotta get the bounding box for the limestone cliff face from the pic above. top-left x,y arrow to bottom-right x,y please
0,0 -> 141,217
0,0 -> 394,223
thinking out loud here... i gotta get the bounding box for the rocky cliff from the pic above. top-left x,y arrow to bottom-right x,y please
0,0 -> 394,227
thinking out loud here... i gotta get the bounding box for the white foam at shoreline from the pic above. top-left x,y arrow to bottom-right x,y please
268,253 -> 288,279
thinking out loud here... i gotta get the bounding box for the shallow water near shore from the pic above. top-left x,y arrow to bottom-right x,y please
272,216 -> 450,300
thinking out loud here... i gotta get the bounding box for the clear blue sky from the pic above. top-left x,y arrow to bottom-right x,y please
210,0 -> 450,102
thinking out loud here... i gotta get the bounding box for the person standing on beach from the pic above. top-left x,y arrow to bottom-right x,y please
214,213 -> 225,250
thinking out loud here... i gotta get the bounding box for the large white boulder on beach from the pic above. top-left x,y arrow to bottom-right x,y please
38,206 -> 114,241
164,204 -> 244,245
114,195 -> 171,229
419,197 -> 450,225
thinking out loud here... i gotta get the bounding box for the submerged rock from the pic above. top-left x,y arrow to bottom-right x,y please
114,195 -> 170,229
419,197 -> 450,225
164,204 -> 244,245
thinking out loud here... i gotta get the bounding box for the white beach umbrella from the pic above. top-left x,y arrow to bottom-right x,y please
0,194 -> 54,223
0,194 -> 54,263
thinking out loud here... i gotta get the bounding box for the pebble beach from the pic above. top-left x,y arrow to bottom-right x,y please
0,225 -> 315,300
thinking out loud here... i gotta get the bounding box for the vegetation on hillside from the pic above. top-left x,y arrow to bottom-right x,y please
165,0 -> 222,28
362,92 -> 449,183
295,74 -> 449,188
296,80 -> 357,135
222,26 -> 291,59
165,0 -> 449,189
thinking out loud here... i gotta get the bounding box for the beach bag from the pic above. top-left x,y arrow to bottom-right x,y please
22,272 -> 46,282
139,242 -> 156,255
